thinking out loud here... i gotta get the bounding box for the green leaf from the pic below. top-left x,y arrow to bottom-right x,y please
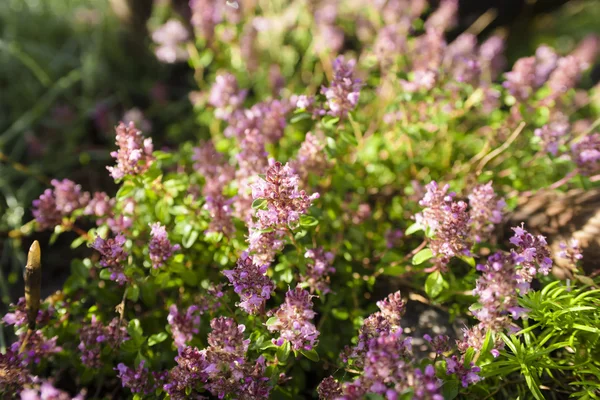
99,268 -> 112,280
252,198 -> 268,210
127,285 -> 140,302
290,113 -> 310,123
120,339 -> 140,353
70,235 -> 87,249
459,255 -> 476,268
148,332 -> 168,346
299,348 -> 319,362
116,184 -> 135,200
182,230 -> 199,248
463,347 -> 476,366
153,150 -> 172,160
128,319 -> 143,339
299,215 -> 319,227
277,341 -> 291,362
404,223 -> 423,236
266,317 -> 279,326
412,248 -> 434,265
441,379 -> 459,400
425,271 -> 448,298
480,329 -> 493,356
340,130 -> 358,146
332,308 -> 349,320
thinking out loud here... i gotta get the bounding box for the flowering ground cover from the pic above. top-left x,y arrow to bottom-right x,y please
2,0 -> 600,399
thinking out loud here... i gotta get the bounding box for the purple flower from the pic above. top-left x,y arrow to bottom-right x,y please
10,330 -> 61,365
32,188 -> 62,230
168,304 -> 201,350
163,346 -> 205,399
289,131 -> 330,183
374,23 -> 407,68
189,0 -> 223,41
344,291 -> 407,365
78,316 -> 128,368
247,228 -> 286,266
19,380 -> 85,400
346,329 -> 413,396
443,33 -> 480,84
149,222 -> 180,269
0,348 -> 31,390
424,0 -> 458,32
91,234 -> 129,284
510,223 -> 553,277
544,56 -> 582,103
164,317 -> 270,399
558,239 -> 583,268
571,133 -> 600,175
222,253 -> 275,314
445,355 -> 482,387
106,122 -> 155,181
3,297 -> 53,329
503,57 -> 536,101
208,73 -> 247,120
192,140 -> 226,178
416,181 -> 471,267
267,286 -> 320,351
321,56 -> 362,119
318,376 -> 342,399
534,45 -> 558,87
84,192 -> 115,221
534,116 -> 570,156
479,35 -> 505,80
423,334 -> 450,355
302,248 -> 336,294
413,365 -> 443,400
468,182 -> 506,243
116,361 -> 155,394
411,29 -> 446,72
32,179 -> 90,230
204,195 -> 235,236
385,229 -> 404,249
152,19 -> 189,64
252,161 -> 319,228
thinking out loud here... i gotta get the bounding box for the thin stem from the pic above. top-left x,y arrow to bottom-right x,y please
476,122 -> 526,175
286,228 -> 302,254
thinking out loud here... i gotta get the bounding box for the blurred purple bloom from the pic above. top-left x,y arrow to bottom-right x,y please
168,305 -> 201,351
302,248 -> 335,294
468,182 -> 506,243
107,122 -> 155,181
116,361 -> 154,394
445,355 -> 482,387
78,316 -> 127,368
321,57 -> 362,119
32,179 -> 90,230
209,73 -> 247,120
571,133 -> 600,175
149,222 -> 180,269
534,116 -> 570,156
152,19 -> 189,63
503,57 -> 536,101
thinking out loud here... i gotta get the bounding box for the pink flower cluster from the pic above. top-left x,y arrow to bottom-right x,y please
267,286 -> 319,351
107,122 -> 155,181
222,252 -> 275,315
